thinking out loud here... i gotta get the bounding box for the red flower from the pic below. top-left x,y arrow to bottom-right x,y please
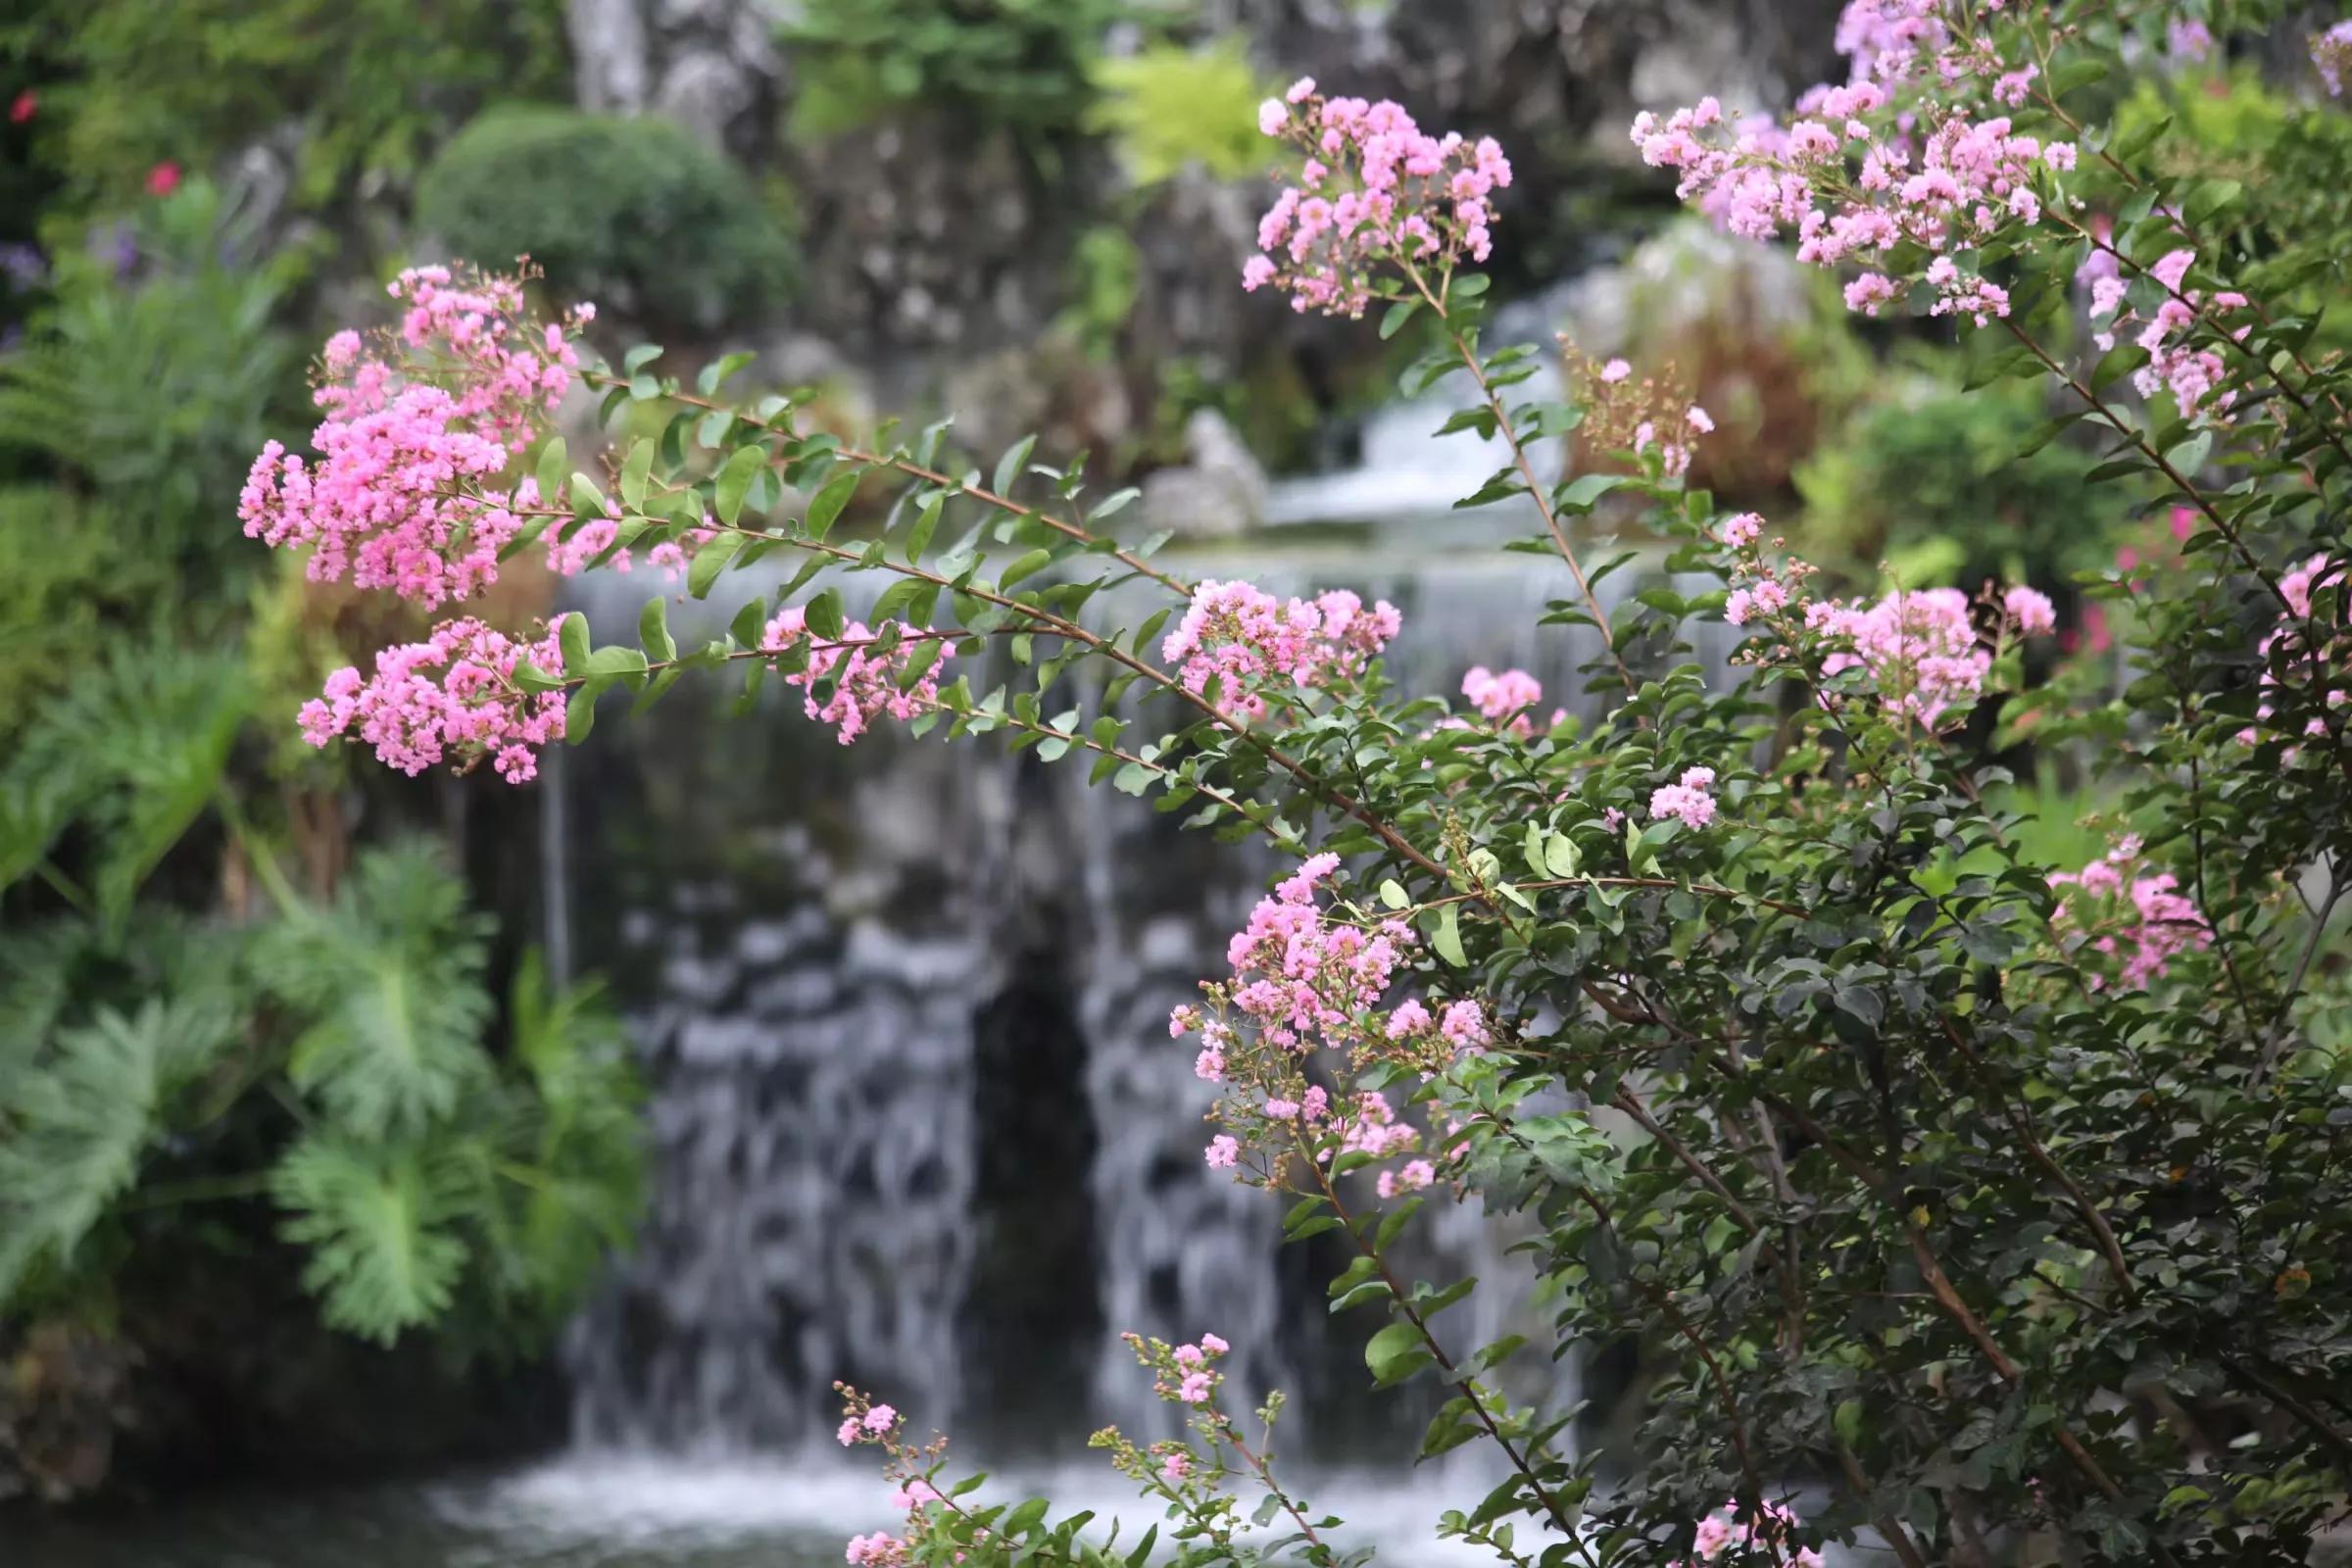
7,91 -> 33,124
144,161 -> 181,196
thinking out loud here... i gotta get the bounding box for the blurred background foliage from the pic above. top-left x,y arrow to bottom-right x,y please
781,0 -> 1139,154
414,108 -> 800,332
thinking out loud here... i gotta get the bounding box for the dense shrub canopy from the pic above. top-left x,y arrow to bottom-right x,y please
415,108 -> 797,331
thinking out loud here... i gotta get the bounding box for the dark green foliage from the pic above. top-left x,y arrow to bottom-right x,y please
1797,372 -> 2136,592
255,846 -> 497,1137
0,636 -> 250,922
0,0 -> 572,207
0,844 -> 647,1350
783,0 -> 1137,150
415,108 -> 798,330
0,182 -> 308,605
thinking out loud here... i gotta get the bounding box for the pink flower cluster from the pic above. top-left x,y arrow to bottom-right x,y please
2084,245 -> 2252,424
843,1533 -> 906,1567
1649,766 -> 1719,830
1461,665 -> 1543,726
548,508 -> 719,582
299,615 -> 568,783
2168,18 -> 2215,65
1137,1332 -> 1230,1406
1160,581 -> 1400,720
2048,836 -> 2211,991
1674,1500 -> 1824,1568
2237,553 -> 2349,757
1718,520 -> 2059,727
241,267 -> 589,609
1633,3 -> 2082,329
1173,856 -> 1497,1191
1457,665 -> 1568,739
760,609 -> 949,745
1375,1156 -> 1438,1200
1215,854 -> 1413,1054
1245,80 -> 1513,316
2319,22 -> 2352,97
1814,587 -> 1991,728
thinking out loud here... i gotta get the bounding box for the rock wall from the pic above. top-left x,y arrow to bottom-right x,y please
557,0 -> 1846,456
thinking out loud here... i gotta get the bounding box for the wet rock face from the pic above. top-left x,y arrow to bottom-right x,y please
566,0 -> 787,160
560,0 -> 1845,362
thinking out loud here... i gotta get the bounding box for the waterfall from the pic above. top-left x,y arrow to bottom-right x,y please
551,375 -> 1734,1467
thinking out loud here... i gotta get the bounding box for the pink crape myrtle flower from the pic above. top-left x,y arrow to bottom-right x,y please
1632,16 -> 2076,329
1814,587 -> 1989,727
844,1532 -> 906,1567
2049,837 -> 2212,990
243,267 -> 592,610
1460,665 -> 1544,735
2318,21 -> 2352,97
760,609 -> 949,745
2003,585 -> 2057,637
300,615 -> 569,783
1673,1499 -> 1823,1566
1246,89 -> 1514,316
1161,581 -> 1399,720
1649,766 -> 1718,830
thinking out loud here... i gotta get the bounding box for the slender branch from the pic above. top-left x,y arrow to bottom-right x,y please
2215,1353 -> 2352,1475
1301,1151 -> 1598,1563
1397,266 -> 1640,697
1578,1185 -> 1769,1521
2260,864 -> 2344,1078
1609,1083 -> 1761,1235
1829,1441 -> 1933,1568
1995,319 -> 2294,618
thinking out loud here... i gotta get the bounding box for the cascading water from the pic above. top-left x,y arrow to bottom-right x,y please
551,292 -> 1740,1476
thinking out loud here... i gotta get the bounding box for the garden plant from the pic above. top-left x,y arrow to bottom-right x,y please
241,1 -> 2352,1563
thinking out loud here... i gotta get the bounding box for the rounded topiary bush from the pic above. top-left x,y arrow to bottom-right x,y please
415,107 -> 796,329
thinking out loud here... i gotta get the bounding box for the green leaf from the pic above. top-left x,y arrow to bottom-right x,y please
689,530 -> 746,599
805,469 -> 860,542
271,1135 -> 467,1346
535,436 -> 567,509
993,434 -> 1037,498
1002,548 -> 1054,587
1379,879 -> 1410,910
697,350 -> 756,397
714,445 -> 766,525
1544,832 -> 1581,879
1364,1321 -> 1432,1386
1555,472 -> 1628,513
1433,904 -> 1467,967
806,589 -> 845,641
0,999 -> 235,1299
253,847 -> 493,1138
569,471 -> 608,517
566,684 -> 598,744
639,598 -> 676,663
904,492 -> 944,561
619,439 -> 654,509
558,611 -> 591,673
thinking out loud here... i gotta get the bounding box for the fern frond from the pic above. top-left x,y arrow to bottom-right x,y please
0,997 -> 235,1299
270,1134 -> 468,1345
253,844 -> 493,1135
490,952 -> 647,1320
0,636 -> 251,914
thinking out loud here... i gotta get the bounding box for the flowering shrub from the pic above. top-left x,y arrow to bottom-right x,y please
239,4 -> 2352,1564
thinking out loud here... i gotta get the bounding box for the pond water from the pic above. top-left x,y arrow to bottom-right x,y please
5,1457 -> 1512,1568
